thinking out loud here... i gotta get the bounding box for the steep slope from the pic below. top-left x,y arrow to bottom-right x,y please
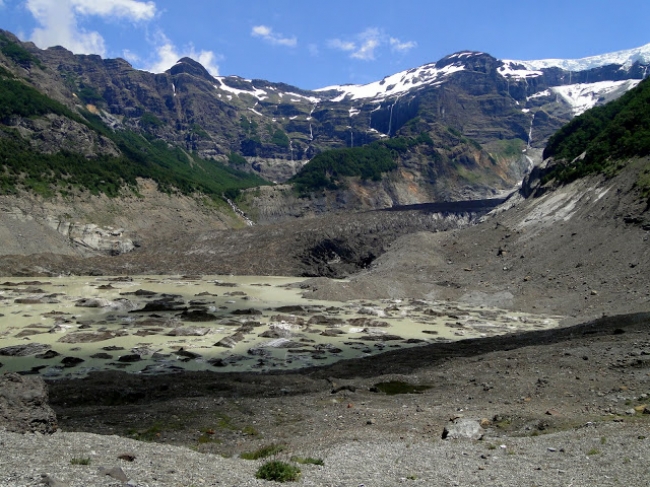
2,29 -> 648,203
300,75 -> 650,319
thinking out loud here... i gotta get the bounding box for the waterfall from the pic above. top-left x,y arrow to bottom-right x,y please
527,113 -> 535,149
388,103 -> 394,136
350,130 -> 354,147
224,197 -> 254,227
309,123 -> 313,141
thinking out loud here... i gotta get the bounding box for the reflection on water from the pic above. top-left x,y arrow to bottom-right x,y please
0,275 -> 562,378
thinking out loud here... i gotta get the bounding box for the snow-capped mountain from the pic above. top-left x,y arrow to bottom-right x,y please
1,28 -> 648,197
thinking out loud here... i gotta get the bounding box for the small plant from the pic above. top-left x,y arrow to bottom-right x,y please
240,443 -> 285,460
242,425 -> 260,436
255,460 -> 300,482
70,457 -> 91,465
587,448 -> 601,455
487,444 -> 496,450
600,436 -> 607,445
291,456 -> 324,466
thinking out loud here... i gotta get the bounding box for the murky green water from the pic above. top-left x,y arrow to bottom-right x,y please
0,275 -> 561,378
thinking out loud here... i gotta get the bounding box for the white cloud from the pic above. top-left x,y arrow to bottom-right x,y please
351,28 -> 381,61
145,34 -> 221,76
122,49 -> 141,64
251,25 -> 297,47
328,28 -> 417,61
328,38 -> 355,52
25,0 -> 156,56
390,37 -> 417,53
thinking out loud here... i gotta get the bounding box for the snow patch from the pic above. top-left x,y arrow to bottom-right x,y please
504,43 -> 650,72
498,63 -> 543,79
550,79 -> 642,115
316,62 -> 465,101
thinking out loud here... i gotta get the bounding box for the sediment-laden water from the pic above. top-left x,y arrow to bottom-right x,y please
0,275 -> 562,378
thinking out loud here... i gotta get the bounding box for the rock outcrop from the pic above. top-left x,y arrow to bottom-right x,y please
0,373 -> 58,434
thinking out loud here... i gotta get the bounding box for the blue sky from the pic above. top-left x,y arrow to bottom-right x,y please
1,0 -> 649,89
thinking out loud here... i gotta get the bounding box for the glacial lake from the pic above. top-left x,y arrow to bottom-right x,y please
0,275 -> 562,378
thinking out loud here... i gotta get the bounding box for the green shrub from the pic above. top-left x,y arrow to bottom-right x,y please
255,460 -> 300,482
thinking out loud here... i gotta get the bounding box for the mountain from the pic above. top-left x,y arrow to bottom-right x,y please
0,29 -> 649,227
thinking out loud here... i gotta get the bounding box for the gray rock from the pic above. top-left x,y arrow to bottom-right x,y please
442,418 -> 483,440
0,372 -> 57,434
0,343 -> 51,357
41,474 -> 68,487
98,466 -> 129,482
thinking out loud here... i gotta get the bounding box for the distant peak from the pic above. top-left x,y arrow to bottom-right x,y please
168,57 -> 214,80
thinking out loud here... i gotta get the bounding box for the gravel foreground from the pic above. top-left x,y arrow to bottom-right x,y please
2,421 -> 650,487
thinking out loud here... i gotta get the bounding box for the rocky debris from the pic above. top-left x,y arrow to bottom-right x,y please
179,309 -> 217,322
117,354 -> 141,363
231,308 -> 263,316
0,373 -> 57,434
131,298 -> 186,313
174,349 -> 201,360
0,343 -> 51,357
61,357 -> 84,368
166,326 -> 212,336
442,419 -> 484,441
214,333 -> 245,349
90,353 -> 113,359
35,350 -> 61,359
57,331 -> 125,343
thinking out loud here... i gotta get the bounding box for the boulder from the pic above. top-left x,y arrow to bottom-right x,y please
0,372 -> 57,433
0,343 -> 51,357
442,418 -> 483,440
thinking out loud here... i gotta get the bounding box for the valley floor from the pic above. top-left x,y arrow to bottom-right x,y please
2,165 -> 650,486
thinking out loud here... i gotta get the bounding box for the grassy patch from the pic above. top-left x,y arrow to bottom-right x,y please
255,461 -> 300,482
70,457 -> 91,465
587,448 -> 601,455
372,381 -> 432,395
290,456 -> 324,466
240,444 -> 285,460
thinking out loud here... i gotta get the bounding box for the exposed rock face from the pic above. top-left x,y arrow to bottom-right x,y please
46,220 -> 135,255
0,373 -> 58,434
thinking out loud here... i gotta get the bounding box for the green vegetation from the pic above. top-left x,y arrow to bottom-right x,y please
140,111 -> 164,129
290,133 -> 435,195
77,84 -> 104,106
190,123 -> 210,139
587,448 -> 601,455
228,151 -> 248,166
0,75 -> 267,198
290,456 -> 324,466
0,34 -> 43,69
271,128 -> 290,148
543,77 -> 650,196
240,444 -> 285,460
255,460 -> 301,482
0,76 -> 80,122
372,381 -> 432,395
70,457 -> 91,465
